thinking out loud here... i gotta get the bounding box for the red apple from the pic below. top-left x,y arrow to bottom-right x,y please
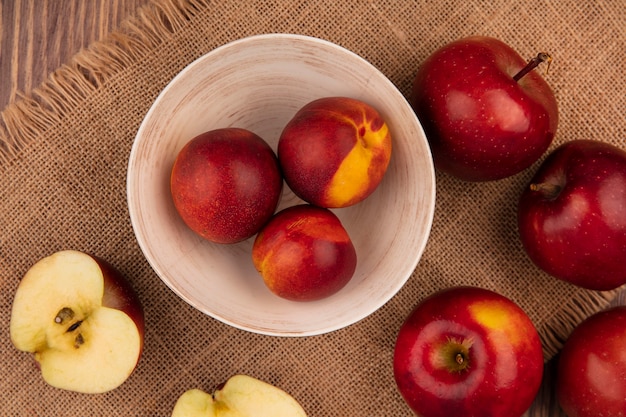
393,286 -> 544,417
517,139 -> 626,291
411,36 -> 558,181
556,306 -> 626,417
252,204 -> 357,301
171,127 -> 283,244
9,250 -> 145,394
278,96 -> 392,208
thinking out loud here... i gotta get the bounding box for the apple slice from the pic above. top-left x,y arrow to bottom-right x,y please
171,375 -> 307,417
9,250 -> 144,394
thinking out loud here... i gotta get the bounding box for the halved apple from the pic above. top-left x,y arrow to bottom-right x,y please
9,250 -> 145,394
171,375 -> 307,417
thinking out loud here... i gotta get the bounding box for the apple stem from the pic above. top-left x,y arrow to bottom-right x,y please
439,337 -> 472,373
530,182 -> 562,199
513,52 -> 552,82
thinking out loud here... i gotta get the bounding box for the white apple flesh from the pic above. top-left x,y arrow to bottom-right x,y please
171,375 -> 307,417
10,250 -> 144,394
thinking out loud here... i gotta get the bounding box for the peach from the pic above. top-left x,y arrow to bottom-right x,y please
277,97 -> 392,208
252,204 -> 357,301
170,128 -> 283,244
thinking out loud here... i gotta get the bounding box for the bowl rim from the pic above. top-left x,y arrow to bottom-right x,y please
127,33 -> 436,336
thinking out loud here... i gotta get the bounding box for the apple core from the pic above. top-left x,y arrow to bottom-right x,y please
9,250 -> 144,394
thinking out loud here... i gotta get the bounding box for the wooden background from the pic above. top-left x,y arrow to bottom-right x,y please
1,1 -> 623,416
0,0 -> 150,109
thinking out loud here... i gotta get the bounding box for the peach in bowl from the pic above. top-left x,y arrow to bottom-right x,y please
127,33 -> 435,336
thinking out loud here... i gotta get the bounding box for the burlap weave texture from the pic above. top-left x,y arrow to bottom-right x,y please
1,0 -> 624,415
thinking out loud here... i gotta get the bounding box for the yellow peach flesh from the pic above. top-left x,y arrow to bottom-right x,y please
326,117 -> 391,207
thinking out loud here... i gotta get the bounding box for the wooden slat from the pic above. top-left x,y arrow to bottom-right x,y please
0,0 -> 150,109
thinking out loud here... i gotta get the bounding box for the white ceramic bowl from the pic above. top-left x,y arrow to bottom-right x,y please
127,34 -> 435,336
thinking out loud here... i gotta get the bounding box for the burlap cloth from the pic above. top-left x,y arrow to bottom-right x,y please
1,0 -> 624,415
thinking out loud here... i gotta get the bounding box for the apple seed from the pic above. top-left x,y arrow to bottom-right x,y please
74,333 -> 85,348
54,307 -> 75,324
66,320 -> 83,332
